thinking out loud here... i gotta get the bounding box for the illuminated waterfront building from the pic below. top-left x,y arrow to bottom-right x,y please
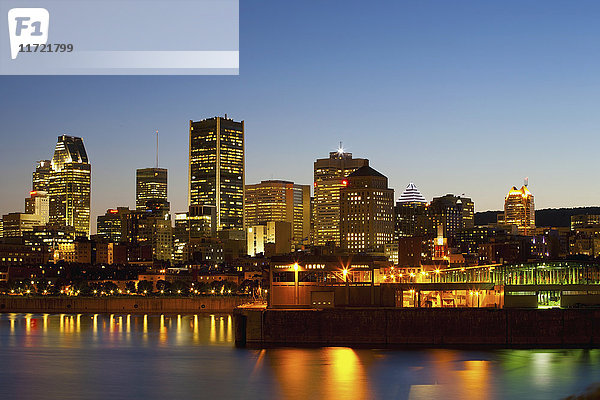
189,116 -> 244,231
32,160 -> 51,192
245,180 -> 310,247
340,165 -> 394,253
48,135 -> 91,237
136,168 -> 168,211
394,183 -> 430,239
25,190 -> 49,225
313,149 -> 369,246
503,185 -> 535,235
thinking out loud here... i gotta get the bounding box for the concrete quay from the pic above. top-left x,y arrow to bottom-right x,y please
234,307 -> 600,348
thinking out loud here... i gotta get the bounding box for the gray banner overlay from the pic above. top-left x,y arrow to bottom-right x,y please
1,0 -> 239,75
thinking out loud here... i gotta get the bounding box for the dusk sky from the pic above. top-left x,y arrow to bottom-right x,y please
2,0 -> 600,233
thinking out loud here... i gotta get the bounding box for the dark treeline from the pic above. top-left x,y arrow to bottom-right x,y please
475,207 -> 600,227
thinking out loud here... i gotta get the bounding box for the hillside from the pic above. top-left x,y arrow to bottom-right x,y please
474,207 -> 600,227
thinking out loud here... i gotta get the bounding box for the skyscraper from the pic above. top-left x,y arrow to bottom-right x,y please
313,150 -> 369,246
394,183 -> 430,239
340,165 -> 394,253
32,160 -> 51,192
428,194 -> 474,242
136,168 -> 168,211
48,135 -> 91,237
245,180 -> 310,247
504,185 -> 535,235
189,116 -> 244,231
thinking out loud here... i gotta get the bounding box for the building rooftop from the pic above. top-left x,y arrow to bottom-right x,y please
397,182 -> 427,203
347,165 -> 386,178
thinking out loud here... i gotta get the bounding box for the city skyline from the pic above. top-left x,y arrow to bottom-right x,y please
0,127 -> 596,235
3,1 -> 600,230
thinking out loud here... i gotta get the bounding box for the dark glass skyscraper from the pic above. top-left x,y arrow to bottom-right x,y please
189,116 -> 244,231
136,168 -> 168,211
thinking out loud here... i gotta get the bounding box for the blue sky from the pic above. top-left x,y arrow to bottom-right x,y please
2,0 -> 600,232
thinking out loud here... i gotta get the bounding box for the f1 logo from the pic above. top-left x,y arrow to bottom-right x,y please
8,8 -> 49,60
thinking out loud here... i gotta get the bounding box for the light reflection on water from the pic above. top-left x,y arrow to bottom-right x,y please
0,313 -> 598,400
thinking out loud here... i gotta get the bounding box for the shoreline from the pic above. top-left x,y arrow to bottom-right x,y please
0,295 -> 252,314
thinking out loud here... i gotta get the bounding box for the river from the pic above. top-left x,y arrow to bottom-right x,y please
0,313 -> 598,399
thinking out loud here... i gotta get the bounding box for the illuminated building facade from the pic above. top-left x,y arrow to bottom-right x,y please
247,221 -> 292,257
245,180 -> 310,247
32,160 -> 51,192
394,182 -> 430,239
97,207 -> 130,242
173,205 -> 217,264
313,150 -> 369,246
571,214 -> 600,230
48,135 -> 91,237
340,165 -> 394,253
429,194 -> 474,242
123,209 -> 173,262
25,190 -> 49,225
504,185 -> 535,235
189,116 -> 244,231
1,212 -> 44,237
136,168 -> 168,211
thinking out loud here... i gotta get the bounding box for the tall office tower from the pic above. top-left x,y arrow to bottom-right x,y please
189,116 -> 244,231
32,160 -> 52,191
48,135 -> 91,237
245,180 -> 310,247
394,183 -> 430,239
136,168 -> 168,210
340,166 -> 394,253
504,185 -> 535,235
313,150 -> 369,246
97,207 -> 130,242
428,194 -> 474,242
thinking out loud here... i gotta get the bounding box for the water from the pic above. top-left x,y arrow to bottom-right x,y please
0,313 -> 598,400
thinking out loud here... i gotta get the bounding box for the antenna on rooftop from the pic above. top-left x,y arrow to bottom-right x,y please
156,130 -> 159,168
